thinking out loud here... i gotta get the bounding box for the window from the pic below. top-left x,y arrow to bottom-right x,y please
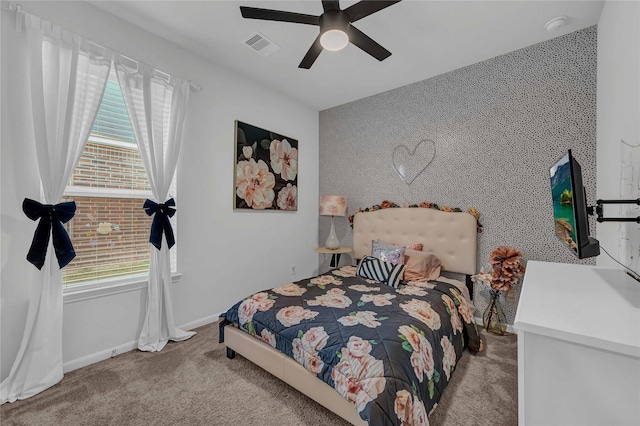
62,71 -> 177,290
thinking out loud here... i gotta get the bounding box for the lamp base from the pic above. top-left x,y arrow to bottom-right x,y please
325,217 -> 339,249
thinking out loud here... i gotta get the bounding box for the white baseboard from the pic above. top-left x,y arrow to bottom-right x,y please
62,312 -> 223,374
474,316 -> 516,334
179,312 -> 223,331
63,339 -> 138,373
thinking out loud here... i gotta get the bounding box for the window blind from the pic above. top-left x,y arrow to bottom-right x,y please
91,79 -> 136,144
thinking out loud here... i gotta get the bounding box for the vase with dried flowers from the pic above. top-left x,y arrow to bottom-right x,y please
472,246 -> 526,336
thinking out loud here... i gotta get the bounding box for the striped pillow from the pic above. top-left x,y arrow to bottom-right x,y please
356,256 -> 405,287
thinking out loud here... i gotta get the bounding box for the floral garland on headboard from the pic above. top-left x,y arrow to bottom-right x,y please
347,200 -> 483,233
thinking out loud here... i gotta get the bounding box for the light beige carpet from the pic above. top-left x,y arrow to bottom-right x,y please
0,322 -> 517,426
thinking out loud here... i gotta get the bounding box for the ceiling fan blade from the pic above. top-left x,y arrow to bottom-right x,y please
322,0 -> 341,12
299,35 -> 323,69
240,6 -> 320,25
343,0 -> 401,22
347,25 -> 391,61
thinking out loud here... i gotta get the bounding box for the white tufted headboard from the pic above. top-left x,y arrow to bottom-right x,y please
353,208 -> 477,276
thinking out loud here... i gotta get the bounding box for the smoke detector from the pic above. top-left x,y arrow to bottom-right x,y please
545,16 -> 567,32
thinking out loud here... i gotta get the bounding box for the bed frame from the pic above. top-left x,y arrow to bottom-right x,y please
223,207 -> 478,425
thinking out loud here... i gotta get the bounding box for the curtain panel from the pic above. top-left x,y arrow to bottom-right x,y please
114,54 -> 195,352
1,11 -> 111,403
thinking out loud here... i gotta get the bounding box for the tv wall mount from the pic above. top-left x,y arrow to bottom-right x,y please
588,199 -> 640,223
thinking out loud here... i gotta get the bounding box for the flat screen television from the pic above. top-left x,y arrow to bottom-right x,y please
549,150 -> 600,259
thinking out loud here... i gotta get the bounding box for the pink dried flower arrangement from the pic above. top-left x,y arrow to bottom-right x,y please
488,246 -> 525,291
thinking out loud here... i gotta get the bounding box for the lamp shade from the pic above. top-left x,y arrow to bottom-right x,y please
319,195 -> 347,216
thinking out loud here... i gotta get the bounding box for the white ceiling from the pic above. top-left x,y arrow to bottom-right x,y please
90,0 -> 604,111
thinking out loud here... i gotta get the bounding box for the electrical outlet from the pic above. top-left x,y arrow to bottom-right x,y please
290,265 -> 296,276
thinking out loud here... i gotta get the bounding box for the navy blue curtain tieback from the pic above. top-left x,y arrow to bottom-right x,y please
23,198 -> 76,270
143,198 -> 176,250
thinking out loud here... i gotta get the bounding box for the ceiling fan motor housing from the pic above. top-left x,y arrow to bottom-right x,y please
320,10 -> 351,33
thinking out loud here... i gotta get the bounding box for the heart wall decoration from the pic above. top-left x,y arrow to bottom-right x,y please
392,139 -> 436,184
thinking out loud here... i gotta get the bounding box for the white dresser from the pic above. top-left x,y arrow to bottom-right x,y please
514,261 -> 640,426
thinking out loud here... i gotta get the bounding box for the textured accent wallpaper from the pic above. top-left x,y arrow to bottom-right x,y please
319,27 -> 597,324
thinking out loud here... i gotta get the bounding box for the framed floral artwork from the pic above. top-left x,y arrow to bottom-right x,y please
234,120 -> 298,211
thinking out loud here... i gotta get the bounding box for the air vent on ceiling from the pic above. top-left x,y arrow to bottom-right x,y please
242,31 -> 280,57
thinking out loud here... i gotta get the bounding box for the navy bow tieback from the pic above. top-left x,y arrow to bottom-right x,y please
143,198 -> 176,250
23,198 -> 77,270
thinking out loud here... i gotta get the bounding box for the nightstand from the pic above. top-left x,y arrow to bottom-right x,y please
315,247 -> 352,268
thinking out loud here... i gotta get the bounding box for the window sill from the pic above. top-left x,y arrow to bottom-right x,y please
63,273 -> 182,304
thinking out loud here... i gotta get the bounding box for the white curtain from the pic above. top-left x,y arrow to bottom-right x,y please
1,12 -> 111,403
114,54 -> 195,352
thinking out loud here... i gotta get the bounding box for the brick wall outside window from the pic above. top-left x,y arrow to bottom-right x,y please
70,141 -> 150,190
63,141 -> 156,287
62,196 -> 152,286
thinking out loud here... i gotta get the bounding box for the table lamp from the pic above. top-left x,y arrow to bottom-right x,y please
319,195 -> 347,249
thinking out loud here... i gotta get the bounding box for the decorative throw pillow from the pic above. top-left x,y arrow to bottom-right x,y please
371,240 -> 406,264
372,239 -> 423,255
375,241 -> 424,251
403,249 -> 442,281
404,243 -> 424,251
356,255 -> 405,287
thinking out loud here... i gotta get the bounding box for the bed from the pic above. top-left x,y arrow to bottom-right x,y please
219,207 -> 480,425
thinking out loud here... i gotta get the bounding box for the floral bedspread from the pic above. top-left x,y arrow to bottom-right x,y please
220,265 -> 480,426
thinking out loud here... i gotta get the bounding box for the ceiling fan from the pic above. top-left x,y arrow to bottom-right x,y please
240,1 -> 401,69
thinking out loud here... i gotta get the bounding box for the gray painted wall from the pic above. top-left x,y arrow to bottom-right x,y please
319,27 -> 597,324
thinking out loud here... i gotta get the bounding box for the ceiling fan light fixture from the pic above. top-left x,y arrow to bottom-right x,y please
239,1 -> 401,68
320,29 -> 349,51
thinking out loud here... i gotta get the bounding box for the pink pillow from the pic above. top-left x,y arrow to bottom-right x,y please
405,243 -> 424,251
403,249 -> 441,281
